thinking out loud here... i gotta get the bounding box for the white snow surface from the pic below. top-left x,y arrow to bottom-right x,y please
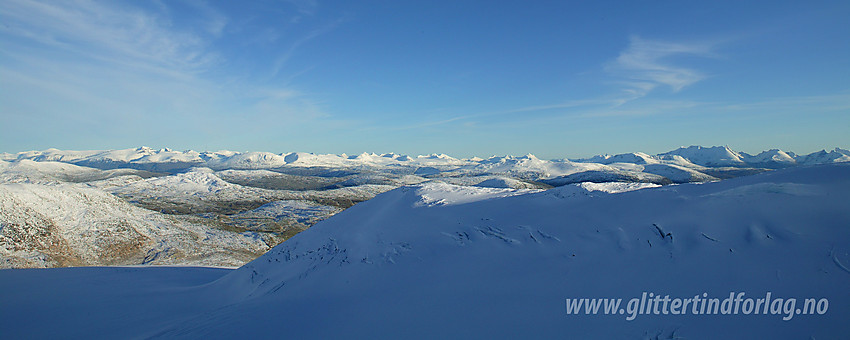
0,182 -> 269,268
1,163 -> 848,339
474,177 -> 542,189
414,181 -> 541,206
575,181 -> 662,193
0,159 -> 150,184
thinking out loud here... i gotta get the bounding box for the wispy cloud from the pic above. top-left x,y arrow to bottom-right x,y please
0,0 -> 219,73
606,36 -> 718,103
379,99 -> 611,131
285,0 -> 319,17
183,0 -> 229,37
0,0 -> 338,150
269,18 -> 344,79
381,36 -> 726,131
380,88 -> 850,133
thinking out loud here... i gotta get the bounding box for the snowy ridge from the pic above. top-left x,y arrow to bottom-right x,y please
0,159 -> 155,184
413,182 -> 541,207
103,168 -> 397,215
179,163 -> 849,338
205,152 -> 288,169
796,148 -> 850,164
474,176 -> 543,189
742,149 -> 797,165
576,151 -> 658,165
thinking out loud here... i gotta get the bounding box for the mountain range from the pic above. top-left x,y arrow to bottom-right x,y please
4,145 -> 849,171
1,145 -> 848,268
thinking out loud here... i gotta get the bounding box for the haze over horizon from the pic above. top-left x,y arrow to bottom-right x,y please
1,0 -> 848,159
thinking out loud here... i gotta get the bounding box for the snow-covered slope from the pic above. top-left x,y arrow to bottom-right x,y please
0,183 -> 269,268
0,163 -> 393,268
540,169 -> 671,186
186,163 -> 850,338
413,181 -> 541,206
573,181 -> 661,193
0,159 -> 156,184
473,154 -> 611,179
2,163 -> 847,339
640,163 -> 718,183
474,176 -> 544,189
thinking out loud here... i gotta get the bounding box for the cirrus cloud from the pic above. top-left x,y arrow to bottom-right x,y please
607,36 -> 719,103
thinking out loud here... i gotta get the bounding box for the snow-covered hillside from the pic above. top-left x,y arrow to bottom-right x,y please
0,159 -> 157,184
104,167 -> 395,214
0,183 -> 269,268
0,160 -> 405,268
0,163 -> 847,339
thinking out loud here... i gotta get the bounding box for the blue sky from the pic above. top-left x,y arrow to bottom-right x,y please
1,0 -> 848,158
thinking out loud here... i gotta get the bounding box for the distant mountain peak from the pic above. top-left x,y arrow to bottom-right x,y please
658,145 -> 745,166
